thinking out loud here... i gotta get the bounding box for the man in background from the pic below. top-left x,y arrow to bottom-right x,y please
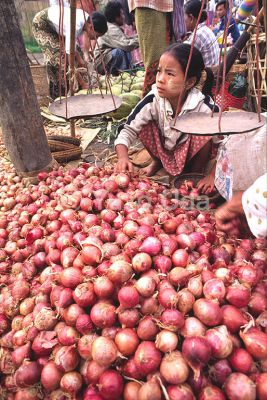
215,0 -> 240,43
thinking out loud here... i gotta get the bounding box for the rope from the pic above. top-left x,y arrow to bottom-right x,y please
218,0 -> 233,133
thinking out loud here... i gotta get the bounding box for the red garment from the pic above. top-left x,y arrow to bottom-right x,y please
138,121 -> 212,176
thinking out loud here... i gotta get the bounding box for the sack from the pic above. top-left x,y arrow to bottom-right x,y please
215,120 -> 267,199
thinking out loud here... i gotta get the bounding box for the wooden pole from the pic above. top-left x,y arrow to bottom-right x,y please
69,0 -> 76,137
0,0 -> 53,177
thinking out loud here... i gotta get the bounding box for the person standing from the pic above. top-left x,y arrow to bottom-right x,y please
128,0 -> 173,96
215,0 -> 240,43
184,0 -> 220,67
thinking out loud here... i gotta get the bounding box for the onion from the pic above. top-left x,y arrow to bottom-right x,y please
123,381 -> 142,400
137,316 -> 159,340
161,237 -> 178,256
168,267 -> 192,287
73,282 -> 96,307
32,331 -> 58,357
107,260 -> 132,283
139,236 -> 161,256
135,275 -> 156,297
203,278 -> 225,303
63,304 -> 84,327
138,381 -> 161,400
60,371 -> 82,394
90,302 -> 116,328
80,244 -> 102,265
257,373 -> 267,400
205,325 -> 233,359
199,385 -> 226,400
229,348 -> 253,374
118,284 -> 139,309
160,351 -> 189,384
158,288 -> 179,308
240,328 -> 267,360
134,341 -> 162,376
115,328 -> 139,356
118,308 -> 140,328
172,249 -> 189,267
77,333 -> 98,359
209,359 -> 232,385
221,305 -> 248,333
155,330 -> 178,352
41,361 -> 63,391
58,326 -> 79,346
132,252 -> 152,272
140,296 -> 159,315
181,317 -> 207,337
91,336 -> 118,366
249,292 -> 267,316
98,369 -> 124,400
94,276 -> 114,298
15,361 -> 42,388
193,298 -> 222,326
182,336 -> 211,379
226,282 -> 251,308
54,346 -> 79,372
60,267 -> 83,289
12,343 -> 31,368
187,275 -> 203,298
167,384 -> 195,400
178,289 -> 195,314
34,307 -> 57,330
161,309 -> 184,331
224,373 -> 256,400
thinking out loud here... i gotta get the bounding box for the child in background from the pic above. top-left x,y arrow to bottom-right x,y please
115,43 -> 219,177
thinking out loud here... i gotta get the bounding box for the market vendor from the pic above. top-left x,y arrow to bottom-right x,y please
94,1 -> 139,75
115,43 -> 220,177
32,6 -> 107,99
184,0 -> 220,67
215,173 -> 267,238
214,0 -> 240,44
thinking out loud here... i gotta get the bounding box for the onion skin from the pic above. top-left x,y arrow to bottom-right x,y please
193,299 -> 222,327
160,351 -> 189,384
182,336 -> 211,379
199,385 -> 226,400
221,305 -> 248,333
224,373 -> 256,400
167,384 -> 195,400
98,369 -> 124,400
15,361 -> 42,388
134,341 -> 162,376
205,325 -> 233,359
41,361 -> 63,391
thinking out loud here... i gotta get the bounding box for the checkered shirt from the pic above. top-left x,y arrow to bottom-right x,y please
187,22 -> 220,67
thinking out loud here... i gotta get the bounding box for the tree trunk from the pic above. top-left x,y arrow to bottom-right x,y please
0,0 -> 52,176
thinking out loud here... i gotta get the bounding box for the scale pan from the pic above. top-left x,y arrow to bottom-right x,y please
175,111 -> 265,135
49,94 -> 122,119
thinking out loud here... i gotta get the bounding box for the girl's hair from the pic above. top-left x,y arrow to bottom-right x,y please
184,0 -> 207,23
162,43 -> 213,96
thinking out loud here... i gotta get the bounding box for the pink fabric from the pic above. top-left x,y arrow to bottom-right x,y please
128,0 -> 173,13
138,121 -> 212,176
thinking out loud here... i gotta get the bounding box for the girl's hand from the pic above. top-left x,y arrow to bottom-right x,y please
197,174 -> 215,194
115,157 -> 134,173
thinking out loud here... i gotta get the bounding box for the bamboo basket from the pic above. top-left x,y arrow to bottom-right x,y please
247,33 -> 267,112
211,63 -> 247,83
30,64 -> 49,106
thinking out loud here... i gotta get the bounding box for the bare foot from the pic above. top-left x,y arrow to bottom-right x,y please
141,158 -> 162,177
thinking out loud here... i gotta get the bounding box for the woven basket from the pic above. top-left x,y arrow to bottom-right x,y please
174,173 -> 221,204
247,33 -> 267,112
211,63 -> 247,83
30,65 -> 49,106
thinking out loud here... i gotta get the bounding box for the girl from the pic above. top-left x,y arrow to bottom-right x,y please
115,43 -> 219,177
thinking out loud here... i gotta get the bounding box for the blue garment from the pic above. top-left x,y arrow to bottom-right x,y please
218,16 -> 240,43
110,48 -> 132,72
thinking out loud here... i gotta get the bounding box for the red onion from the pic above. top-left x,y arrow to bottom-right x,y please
199,385 -> 226,400
167,384 -> 195,400
123,381 -> 142,400
15,361 -> 42,388
257,373 -> 267,400
229,348 -> 253,374
77,333 -> 98,359
161,308 -> 184,331
91,336 -> 118,366
168,267 -> 192,287
34,307 -> 57,330
60,267 -> 83,289
107,260 -> 132,283
138,381 -> 161,400
118,284 -> 139,309
155,330 -> 178,352
137,316 -> 159,340
134,341 -> 162,376
181,317 -> 207,337
226,282 -> 251,308
139,236 -> 161,256
178,288 -> 195,314
160,351 -> 189,384
182,336 -> 211,379
60,371 -> 83,394
209,359 -> 232,385
63,304 -> 84,327
154,254 -> 172,273
41,361 -> 63,391
98,369 -> 124,400
240,327 -> 267,360
93,276 -> 114,298
203,278 -> 225,303
12,343 -> 31,368
90,302 -> 116,328
249,292 -> 267,316
132,252 -> 152,273
172,249 -> 189,267
224,373 -> 256,400
221,305 -> 248,333
54,346 -> 79,372
205,325 -> 233,359
73,282 -> 96,307
80,243 -> 102,265
118,308 -> 140,328
193,298 -> 222,326
115,328 -> 139,356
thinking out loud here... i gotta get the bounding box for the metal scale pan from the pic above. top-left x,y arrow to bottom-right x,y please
49,94 -> 122,120
175,112 -> 265,136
